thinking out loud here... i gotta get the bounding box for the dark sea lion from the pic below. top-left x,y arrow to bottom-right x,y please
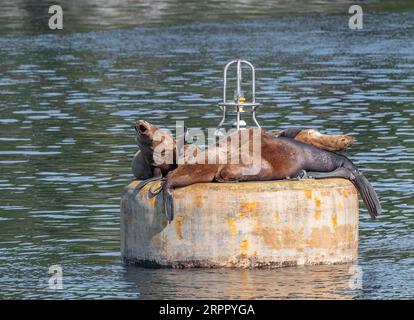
156,128 -> 381,222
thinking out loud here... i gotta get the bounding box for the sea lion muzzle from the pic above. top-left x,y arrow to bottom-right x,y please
137,124 -> 147,134
135,120 -> 150,136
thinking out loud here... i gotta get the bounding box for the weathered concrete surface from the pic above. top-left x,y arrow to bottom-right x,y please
121,178 -> 359,268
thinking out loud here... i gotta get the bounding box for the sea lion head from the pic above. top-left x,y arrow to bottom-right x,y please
135,119 -> 175,151
134,119 -> 159,148
134,119 -> 176,172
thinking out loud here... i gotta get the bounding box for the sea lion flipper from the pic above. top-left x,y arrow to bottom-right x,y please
132,174 -> 163,197
276,127 -> 303,138
163,185 -> 174,223
304,168 -> 381,219
148,179 -> 165,198
269,127 -> 302,139
296,169 -> 311,180
304,167 -> 354,180
294,129 -> 354,152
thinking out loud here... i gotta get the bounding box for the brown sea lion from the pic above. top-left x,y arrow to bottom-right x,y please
156,128 -> 381,222
132,120 -> 178,192
132,120 -> 354,180
133,120 -> 177,178
132,120 -> 206,194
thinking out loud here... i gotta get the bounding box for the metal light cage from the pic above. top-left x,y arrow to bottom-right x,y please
217,59 -> 261,131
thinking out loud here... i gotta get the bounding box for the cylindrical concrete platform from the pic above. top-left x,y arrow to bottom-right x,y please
121,179 -> 358,268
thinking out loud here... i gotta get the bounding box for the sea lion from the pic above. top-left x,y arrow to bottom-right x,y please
132,120 -> 178,191
132,120 -> 205,193
156,128 -> 381,222
133,120 -> 177,178
132,120 -> 354,179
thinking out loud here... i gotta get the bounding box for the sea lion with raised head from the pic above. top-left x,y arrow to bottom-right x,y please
132,119 -> 204,178
132,120 -> 178,191
155,128 -> 380,222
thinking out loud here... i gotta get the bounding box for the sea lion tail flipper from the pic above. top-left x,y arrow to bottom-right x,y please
305,168 -> 381,219
352,173 -> 382,219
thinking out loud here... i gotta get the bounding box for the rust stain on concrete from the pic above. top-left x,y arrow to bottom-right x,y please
175,216 -> 184,240
314,210 -> 322,219
173,192 -> 184,200
308,225 -> 355,248
194,194 -> 204,208
239,201 -> 257,217
227,217 -> 238,236
274,213 -> 281,224
314,198 -> 321,207
240,238 -> 249,255
147,196 -> 156,207
253,224 -> 305,250
332,215 -> 338,228
308,226 -> 335,248
304,190 -> 312,200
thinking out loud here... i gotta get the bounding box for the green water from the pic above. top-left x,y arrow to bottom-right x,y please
0,0 -> 413,299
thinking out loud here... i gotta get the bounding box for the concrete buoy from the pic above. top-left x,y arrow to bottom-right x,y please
121,179 -> 358,268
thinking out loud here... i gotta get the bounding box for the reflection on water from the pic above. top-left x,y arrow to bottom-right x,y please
122,264 -> 361,300
0,1 -> 413,299
2,0 -> 414,35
